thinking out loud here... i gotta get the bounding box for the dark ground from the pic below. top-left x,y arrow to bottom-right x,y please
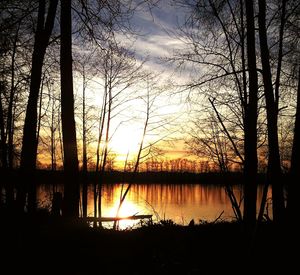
0,212 -> 297,275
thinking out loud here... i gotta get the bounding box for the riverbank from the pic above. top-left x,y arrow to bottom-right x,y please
0,213 -> 295,274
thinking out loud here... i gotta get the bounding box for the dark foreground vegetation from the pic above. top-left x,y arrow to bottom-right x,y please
0,211 -> 296,275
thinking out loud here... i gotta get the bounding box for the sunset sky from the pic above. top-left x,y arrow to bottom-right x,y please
64,1 -> 197,169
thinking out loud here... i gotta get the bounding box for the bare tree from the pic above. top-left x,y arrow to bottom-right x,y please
0,0 -> 54,209
88,39 -> 147,225
170,0 -> 258,225
60,0 -> 79,218
187,110 -> 243,221
74,49 -> 98,218
19,0 -> 58,212
243,0 -> 259,227
287,66 -> 300,223
258,0 -> 285,222
36,67 -> 62,172
113,75 -> 174,229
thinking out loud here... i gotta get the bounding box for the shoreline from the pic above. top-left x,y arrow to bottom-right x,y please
0,168 -> 273,185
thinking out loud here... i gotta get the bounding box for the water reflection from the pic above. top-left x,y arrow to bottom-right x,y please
37,183 -> 271,229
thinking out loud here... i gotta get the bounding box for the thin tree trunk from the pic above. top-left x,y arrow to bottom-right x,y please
51,94 -> 57,171
98,83 -> 112,225
209,99 -> 243,221
243,0 -> 258,226
0,83 -> 6,206
94,76 -> 108,226
36,77 -> 44,151
60,0 -> 79,218
0,83 -> 7,169
274,0 -> 286,113
19,0 -> 58,213
287,66 -> 300,222
258,0 -> 287,223
240,0 -> 248,108
7,23 -> 20,170
82,69 -> 87,218
113,90 -> 150,229
58,103 -> 64,165
258,0 -> 285,222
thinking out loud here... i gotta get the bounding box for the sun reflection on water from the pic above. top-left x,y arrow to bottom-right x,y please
37,183 -> 271,230
100,184 -> 150,229
106,201 -> 139,218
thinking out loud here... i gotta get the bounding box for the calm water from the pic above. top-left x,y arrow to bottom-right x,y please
37,183 -> 270,229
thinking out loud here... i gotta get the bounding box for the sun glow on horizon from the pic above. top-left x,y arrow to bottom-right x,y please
110,125 -> 144,163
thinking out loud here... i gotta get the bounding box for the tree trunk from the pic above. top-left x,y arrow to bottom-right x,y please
114,87 -> 151,229
258,0 -> 285,222
58,104 -> 64,164
243,0 -> 258,226
94,76 -> 108,226
60,0 -> 79,218
6,23 -> 20,170
51,95 -> 56,171
98,82 -> 112,226
82,70 -> 87,218
288,66 -> 300,222
19,0 -> 58,213
0,82 -> 7,169
36,77 -> 44,154
0,82 -> 6,206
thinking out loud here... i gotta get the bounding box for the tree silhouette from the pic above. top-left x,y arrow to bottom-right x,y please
288,66 -> 300,223
19,0 -> 58,212
258,0 -> 285,222
171,0 -> 258,225
60,0 -> 79,218
243,0 -> 259,227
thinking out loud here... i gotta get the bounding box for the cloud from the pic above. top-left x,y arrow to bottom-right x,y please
115,2 -> 194,88
135,34 -> 184,56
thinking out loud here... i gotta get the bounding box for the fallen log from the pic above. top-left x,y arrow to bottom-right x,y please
82,214 -> 152,223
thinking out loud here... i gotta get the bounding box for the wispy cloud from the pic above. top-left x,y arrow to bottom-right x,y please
117,1 -> 189,81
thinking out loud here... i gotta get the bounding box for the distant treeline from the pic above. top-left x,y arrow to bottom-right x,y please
1,168 -> 273,185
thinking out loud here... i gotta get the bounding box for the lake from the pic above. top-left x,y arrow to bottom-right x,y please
37,183 -> 271,229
